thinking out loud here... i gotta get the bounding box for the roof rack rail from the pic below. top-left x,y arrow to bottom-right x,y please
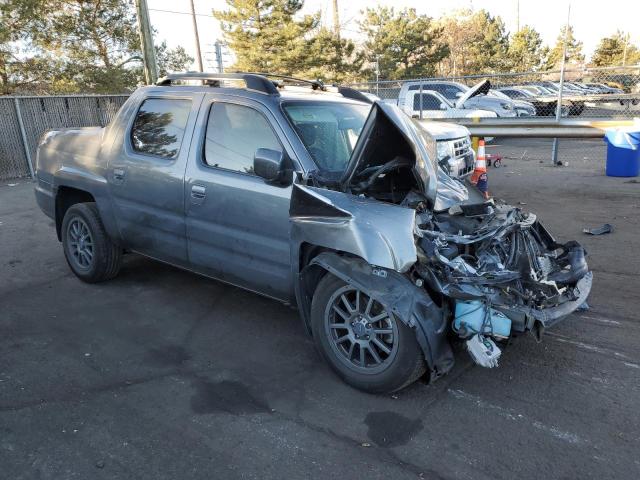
156,72 -> 279,95
156,72 -> 374,104
240,72 -> 326,91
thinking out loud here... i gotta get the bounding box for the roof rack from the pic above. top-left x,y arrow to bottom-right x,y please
155,72 -> 374,104
156,72 -> 279,95
240,72 -> 326,91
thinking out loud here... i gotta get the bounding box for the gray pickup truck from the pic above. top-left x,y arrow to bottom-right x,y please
34,73 -> 592,393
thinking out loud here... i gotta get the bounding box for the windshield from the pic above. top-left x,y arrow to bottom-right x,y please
283,101 -> 370,173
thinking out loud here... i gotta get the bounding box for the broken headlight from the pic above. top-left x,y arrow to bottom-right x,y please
436,140 -> 453,161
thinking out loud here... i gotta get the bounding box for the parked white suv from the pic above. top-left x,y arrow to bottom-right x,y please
417,121 -> 476,178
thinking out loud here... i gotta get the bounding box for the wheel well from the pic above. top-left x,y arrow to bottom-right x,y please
297,243 -> 345,336
55,187 -> 96,241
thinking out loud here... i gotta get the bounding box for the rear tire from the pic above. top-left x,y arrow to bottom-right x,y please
310,274 -> 425,393
61,202 -> 122,283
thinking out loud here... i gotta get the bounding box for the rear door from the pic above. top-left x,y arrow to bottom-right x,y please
107,92 -> 203,266
409,91 -> 448,118
184,95 -> 297,301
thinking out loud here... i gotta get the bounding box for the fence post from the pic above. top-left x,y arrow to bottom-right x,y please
552,4 -> 571,166
13,98 -> 35,178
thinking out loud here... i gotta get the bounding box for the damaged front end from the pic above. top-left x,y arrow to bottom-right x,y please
292,101 -> 591,382
411,199 -> 592,368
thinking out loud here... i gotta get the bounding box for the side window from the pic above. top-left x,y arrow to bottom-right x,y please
130,98 -> 191,159
204,103 -> 282,174
414,93 -> 442,111
504,89 -> 523,99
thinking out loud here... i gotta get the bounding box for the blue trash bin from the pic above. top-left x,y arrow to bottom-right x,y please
604,128 -> 640,177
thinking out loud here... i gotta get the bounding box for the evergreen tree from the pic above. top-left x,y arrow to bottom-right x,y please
302,28 -> 364,83
1,0 -> 192,94
359,6 -> 448,80
214,0 -> 317,75
591,31 -> 639,67
507,25 -> 545,71
543,25 -> 585,70
437,9 -> 509,76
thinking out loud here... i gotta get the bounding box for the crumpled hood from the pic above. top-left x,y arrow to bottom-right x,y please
340,101 -> 440,204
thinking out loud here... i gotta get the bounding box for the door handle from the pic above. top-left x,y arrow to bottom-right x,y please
113,168 -> 126,181
191,185 -> 206,203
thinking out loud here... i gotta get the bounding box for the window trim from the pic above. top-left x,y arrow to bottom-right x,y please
126,96 -> 193,161
413,92 -> 442,111
200,100 -> 285,177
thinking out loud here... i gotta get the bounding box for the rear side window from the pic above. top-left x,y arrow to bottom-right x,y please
130,98 -> 191,159
429,84 -> 462,100
413,93 -> 442,111
204,103 -> 281,174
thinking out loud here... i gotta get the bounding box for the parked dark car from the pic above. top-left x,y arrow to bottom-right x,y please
34,73 -> 592,393
497,87 -> 559,116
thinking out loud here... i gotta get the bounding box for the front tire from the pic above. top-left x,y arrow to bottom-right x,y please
310,274 -> 425,393
61,202 -> 122,283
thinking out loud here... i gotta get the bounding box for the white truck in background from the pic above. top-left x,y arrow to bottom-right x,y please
399,89 -> 498,120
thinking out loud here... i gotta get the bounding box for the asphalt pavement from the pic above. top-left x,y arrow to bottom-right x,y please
1,138 -> 639,479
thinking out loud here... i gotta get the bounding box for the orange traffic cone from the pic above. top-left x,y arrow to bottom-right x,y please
471,139 -> 487,184
472,139 -> 489,199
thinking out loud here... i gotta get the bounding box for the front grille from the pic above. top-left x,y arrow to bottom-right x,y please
452,137 -> 471,158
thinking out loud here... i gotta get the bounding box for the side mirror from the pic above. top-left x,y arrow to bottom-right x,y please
455,92 -> 463,98
439,103 -> 447,110
254,148 -> 288,184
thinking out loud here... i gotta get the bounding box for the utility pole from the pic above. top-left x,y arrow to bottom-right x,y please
516,0 -> 520,33
622,32 -> 629,66
375,55 -> 380,95
214,40 -> 224,73
189,0 -> 204,72
135,0 -> 158,84
332,0 -> 340,39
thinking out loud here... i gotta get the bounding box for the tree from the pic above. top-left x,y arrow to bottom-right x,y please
0,0 -> 54,94
155,42 -> 194,77
214,0 -> 317,75
591,31 -> 640,67
506,25 -> 545,71
1,0 -> 192,94
359,6 -> 448,80
543,25 -> 584,70
301,28 -> 364,83
436,9 -> 509,76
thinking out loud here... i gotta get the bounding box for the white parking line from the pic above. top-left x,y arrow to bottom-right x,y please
546,332 -> 640,369
447,389 -> 582,444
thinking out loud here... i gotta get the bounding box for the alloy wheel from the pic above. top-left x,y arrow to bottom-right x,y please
324,285 -> 399,374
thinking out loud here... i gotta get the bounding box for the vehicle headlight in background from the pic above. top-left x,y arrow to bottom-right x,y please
501,102 -> 513,110
437,141 -> 453,160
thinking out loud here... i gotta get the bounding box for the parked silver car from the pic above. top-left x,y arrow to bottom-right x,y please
34,73 -> 592,393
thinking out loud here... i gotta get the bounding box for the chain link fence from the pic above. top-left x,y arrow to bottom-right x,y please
2,68 -> 639,180
351,65 -> 640,168
0,95 -> 128,180
351,65 -> 640,119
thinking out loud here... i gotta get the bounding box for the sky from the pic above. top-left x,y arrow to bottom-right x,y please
146,0 -> 640,71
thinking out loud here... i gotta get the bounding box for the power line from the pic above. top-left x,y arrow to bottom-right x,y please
148,8 -> 214,18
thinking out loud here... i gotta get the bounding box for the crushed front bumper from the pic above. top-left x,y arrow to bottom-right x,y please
527,271 -> 593,329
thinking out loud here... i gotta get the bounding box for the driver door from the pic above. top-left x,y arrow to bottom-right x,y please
184,96 -> 296,301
